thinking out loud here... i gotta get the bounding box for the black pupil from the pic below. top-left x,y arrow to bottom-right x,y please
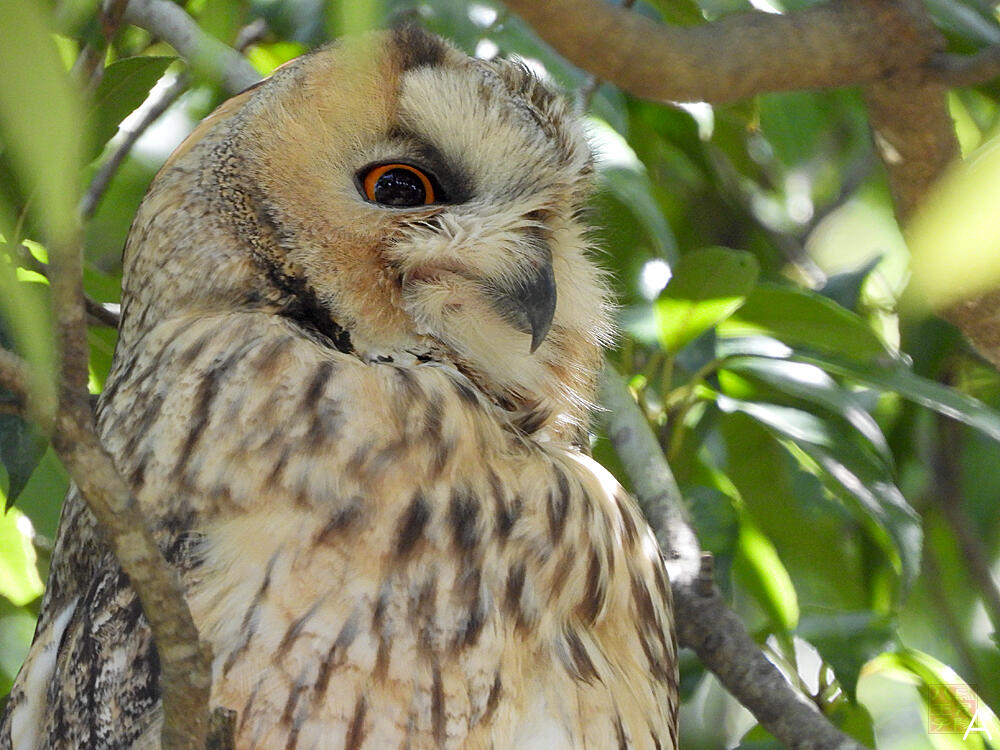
373,168 -> 427,206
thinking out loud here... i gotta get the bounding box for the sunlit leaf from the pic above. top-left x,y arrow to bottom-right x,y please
88,56 -> 176,160
907,132 -> 1000,312
0,0 -> 83,246
0,597 -> 36,695
722,356 -> 891,465
718,285 -> 890,362
656,246 -> 759,353
735,514 -> 800,631
0,506 -> 43,606
865,649 -> 1000,749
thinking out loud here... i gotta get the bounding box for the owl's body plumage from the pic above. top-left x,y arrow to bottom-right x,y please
1,28 -> 677,749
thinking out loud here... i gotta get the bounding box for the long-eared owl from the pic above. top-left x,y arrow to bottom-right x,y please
2,25 -> 678,750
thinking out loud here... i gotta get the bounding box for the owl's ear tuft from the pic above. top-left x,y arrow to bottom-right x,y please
391,23 -> 449,72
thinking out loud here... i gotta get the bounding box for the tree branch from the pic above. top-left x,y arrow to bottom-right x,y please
599,365 -> 867,750
46,233 -> 212,750
123,0 -> 261,95
930,46 -> 1000,88
12,244 -> 120,328
502,0 -> 946,104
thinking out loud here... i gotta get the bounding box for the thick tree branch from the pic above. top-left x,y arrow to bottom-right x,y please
599,367 -> 867,750
931,46 -> 1000,88
123,0 -> 260,94
46,234 -> 212,750
503,0 -> 950,104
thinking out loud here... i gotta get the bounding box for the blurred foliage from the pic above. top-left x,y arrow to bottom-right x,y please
1,0 -> 1000,745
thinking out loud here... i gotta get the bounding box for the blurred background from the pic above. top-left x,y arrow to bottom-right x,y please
2,0 -> 1000,747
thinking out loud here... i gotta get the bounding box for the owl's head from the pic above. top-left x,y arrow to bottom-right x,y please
123,26 -> 613,436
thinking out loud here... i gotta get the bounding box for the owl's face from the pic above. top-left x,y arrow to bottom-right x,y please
123,26 -> 612,434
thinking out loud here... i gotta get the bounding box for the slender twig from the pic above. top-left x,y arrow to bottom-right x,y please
13,245 -> 121,328
81,71 -> 190,220
85,298 -> 122,328
72,0 -> 134,89
123,0 -> 261,94
599,364 -> 868,750
234,18 -> 270,53
46,232 -> 212,750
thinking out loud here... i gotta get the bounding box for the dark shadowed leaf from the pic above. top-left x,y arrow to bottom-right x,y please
599,166 -> 678,264
655,246 -> 759,353
798,610 -> 894,702
88,56 -> 176,160
0,322 -> 46,507
818,257 -> 881,312
715,395 -> 922,593
759,90 -> 830,167
0,417 -> 46,508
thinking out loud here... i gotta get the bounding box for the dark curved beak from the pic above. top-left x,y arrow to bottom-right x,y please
485,238 -> 557,353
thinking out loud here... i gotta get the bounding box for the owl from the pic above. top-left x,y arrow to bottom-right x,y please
1,26 -> 677,750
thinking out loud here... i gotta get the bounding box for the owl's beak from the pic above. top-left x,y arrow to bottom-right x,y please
486,246 -> 557,354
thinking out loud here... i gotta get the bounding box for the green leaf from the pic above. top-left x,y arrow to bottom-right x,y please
716,395 -> 922,594
12,446 -> 68,539
735,514 -> 800,631
798,353 -> 1000,445
722,356 -> 892,465
655,247 -> 759,353
0,320 -> 47,505
598,165 -> 678,264
0,506 -> 43,606
798,610 -> 894,702
867,649 -> 1000,748
0,597 -> 36,696
818,257 -> 881,312
718,285 -> 890,362
0,416 -> 46,507
88,56 -> 176,160
0,0 -> 84,246
759,90 -> 830,167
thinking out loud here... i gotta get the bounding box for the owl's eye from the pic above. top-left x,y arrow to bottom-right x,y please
361,163 -> 437,207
